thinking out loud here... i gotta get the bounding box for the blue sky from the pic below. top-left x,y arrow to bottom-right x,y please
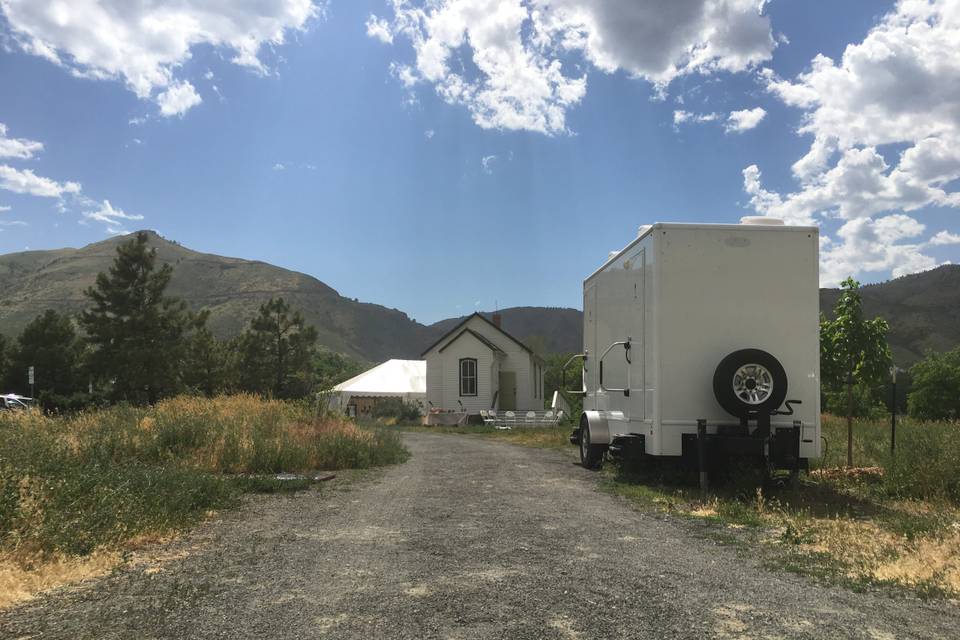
1,0 -> 958,323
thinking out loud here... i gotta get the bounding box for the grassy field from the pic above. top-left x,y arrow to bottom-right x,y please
437,416 -> 960,599
0,395 -> 408,608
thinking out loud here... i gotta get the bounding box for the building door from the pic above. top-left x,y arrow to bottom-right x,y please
498,371 -> 517,410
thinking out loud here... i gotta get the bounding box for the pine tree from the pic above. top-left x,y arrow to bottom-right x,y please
80,232 -> 190,404
8,310 -> 83,397
238,298 -> 318,398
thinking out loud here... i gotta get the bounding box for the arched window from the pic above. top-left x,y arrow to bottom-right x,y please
459,358 -> 477,396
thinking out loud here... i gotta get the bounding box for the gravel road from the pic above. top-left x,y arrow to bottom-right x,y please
2,432 -> 959,639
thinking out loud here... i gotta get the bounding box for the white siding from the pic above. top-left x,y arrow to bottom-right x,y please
423,315 -> 544,413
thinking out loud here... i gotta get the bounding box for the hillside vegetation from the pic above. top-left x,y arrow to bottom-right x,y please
2,231 -> 959,364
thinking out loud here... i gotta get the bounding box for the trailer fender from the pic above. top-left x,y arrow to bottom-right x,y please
581,411 -> 611,445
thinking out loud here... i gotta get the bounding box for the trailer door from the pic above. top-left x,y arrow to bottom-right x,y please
628,248 -> 646,422
583,283 -> 597,410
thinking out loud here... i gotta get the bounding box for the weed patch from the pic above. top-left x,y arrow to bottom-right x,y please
0,395 -> 408,608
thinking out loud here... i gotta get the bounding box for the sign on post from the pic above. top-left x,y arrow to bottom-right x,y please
27,366 -> 34,385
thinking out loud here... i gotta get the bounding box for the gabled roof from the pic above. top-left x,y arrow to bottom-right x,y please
438,328 -> 504,354
421,312 -> 539,359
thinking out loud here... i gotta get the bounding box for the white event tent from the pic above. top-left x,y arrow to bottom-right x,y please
328,359 -> 426,416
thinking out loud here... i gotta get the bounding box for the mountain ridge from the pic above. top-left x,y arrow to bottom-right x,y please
0,231 -> 957,365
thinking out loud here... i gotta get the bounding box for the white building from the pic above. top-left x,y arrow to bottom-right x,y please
422,313 -> 545,415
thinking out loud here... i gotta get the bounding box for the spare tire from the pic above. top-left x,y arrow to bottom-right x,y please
713,348 -> 787,419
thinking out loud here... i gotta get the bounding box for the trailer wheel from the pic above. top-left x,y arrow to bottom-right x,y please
579,416 -> 605,470
713,348 -> 787,419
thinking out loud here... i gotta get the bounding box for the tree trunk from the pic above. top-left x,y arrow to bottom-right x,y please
846,378 -> 854,467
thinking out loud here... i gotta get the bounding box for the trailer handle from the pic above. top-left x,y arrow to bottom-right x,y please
599,338 -> 632,397
561,352 -> 587,396
771,399 -> 802,416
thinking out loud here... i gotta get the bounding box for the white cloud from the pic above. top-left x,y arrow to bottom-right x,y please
673,110 -> 719,125
366,15 -> 393,44
1,0 -> 318,118
273,162 -> 286,171
156,81 -> 203,117
0,219 -> 27,227
743,1 -> 960,284
371,0 -> 774,135
424,129 -> 436,139
82,199 -> 144,234
929,230 -> 960,246
0,205 -> 11,212
0,123 -> 44,159
725,106 -> 765,132
481,154 -> 498,174
0,165 -> 81,198
819,215 -> 936,286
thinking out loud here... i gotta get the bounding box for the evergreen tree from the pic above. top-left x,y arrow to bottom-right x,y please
238,298 -> 318,398
182,312 -> 233,397
7,310 -> 83,398
0,334 -> 10,392
80,232 -> 190,404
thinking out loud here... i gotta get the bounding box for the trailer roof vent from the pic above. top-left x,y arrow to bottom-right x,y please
740,216 -> 784,226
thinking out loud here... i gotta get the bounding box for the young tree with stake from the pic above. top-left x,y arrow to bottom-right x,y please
820,278 -> 891,467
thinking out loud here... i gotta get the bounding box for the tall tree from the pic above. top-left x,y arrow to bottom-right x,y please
7,310 -> 83,397
238,298 -> 318,398
80,232 -> 190,404
0,334 -> 10,392
820,278 -> 891,466
181,313 -> 233,397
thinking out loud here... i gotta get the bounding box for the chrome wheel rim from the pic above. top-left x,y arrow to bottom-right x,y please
580,426 -> 589,459
732,363 -> 774,405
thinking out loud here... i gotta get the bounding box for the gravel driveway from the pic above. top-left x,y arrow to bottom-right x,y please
2,432 -> 958,639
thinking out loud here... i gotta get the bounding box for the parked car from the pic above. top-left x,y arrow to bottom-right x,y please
1,394 -> 34,410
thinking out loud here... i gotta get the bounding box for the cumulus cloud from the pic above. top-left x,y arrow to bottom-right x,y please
743,0 -> 960,285
0,0 -> 318,118
0,165 -> 81,198
157,81 -> 202,118
0,123 -> 44,159
366,15 -> 393,44
929,230 -> 960,246
370,0 -> 775,134
725,106 -> 765,132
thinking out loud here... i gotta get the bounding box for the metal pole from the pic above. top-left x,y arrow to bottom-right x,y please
697,419 -> 708,495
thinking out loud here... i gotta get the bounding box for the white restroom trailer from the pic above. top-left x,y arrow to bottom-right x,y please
571,220 -> 821,474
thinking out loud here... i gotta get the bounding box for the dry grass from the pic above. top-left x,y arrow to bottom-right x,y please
0,395 -> 408,610
0,551 -> 119,610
